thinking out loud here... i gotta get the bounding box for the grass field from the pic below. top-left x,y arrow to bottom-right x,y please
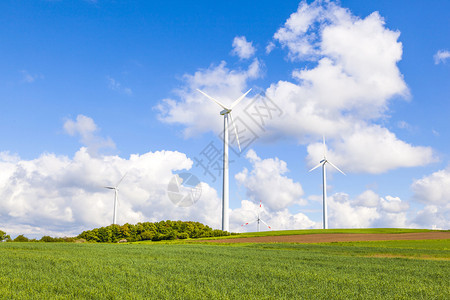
1,235 -> 449,299
192,228 -> 440,240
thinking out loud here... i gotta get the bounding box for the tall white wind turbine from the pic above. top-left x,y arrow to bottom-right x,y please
197,88 -> 251,232
241,199 -> 272,232
104,173 -> 127,225
309,137 -> 345,229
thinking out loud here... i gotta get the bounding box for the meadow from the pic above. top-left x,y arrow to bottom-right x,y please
1,237 -> 449,299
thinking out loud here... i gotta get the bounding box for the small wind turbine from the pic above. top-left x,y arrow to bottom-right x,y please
241,199 -> 272,232
104,173 -> 127,225
309,136 -> 345,229
197,88 -> 251,232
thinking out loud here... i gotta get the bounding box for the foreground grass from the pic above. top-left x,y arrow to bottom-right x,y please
1,239 -> 449,299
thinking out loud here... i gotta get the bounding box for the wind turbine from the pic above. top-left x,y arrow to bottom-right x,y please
197,88 -> 251,232
104,173 -> 127,225
241,199 -> 272,232
309,136 -> 345,229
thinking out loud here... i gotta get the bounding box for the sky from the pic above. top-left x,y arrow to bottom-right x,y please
0,0 -> 449,238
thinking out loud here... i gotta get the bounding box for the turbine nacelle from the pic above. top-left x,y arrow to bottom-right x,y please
220,109 -> 231,115
197,88 -> 252,153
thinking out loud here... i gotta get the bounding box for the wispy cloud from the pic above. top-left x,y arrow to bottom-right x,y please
20,70 -> 43,83
63,114 -> 115,156
265,41 -> 276,54
106,76 -> 132,95
434,49 -> 450,64
231,36 -> 256,59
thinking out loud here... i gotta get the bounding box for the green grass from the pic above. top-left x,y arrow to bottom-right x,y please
188,227 -> 443,241
1,238 -> 449,299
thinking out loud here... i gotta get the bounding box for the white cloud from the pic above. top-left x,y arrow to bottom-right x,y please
107,76 -> 132,95
433,49 -> 450,64
235,149 -> 305,211
64,114 -> 115,156
229,150 -> 315,232
328,190 -> 410,228
412,167 -> 450,205
0,147 -> 224,237
273,0 -> 328,60
231,36 -> 256,59
306,125 -> 436,174
412,205 -> 449,230
260,0 -> 434,174
156,59 -> 262,138
380,195 -> 409,213
409,167 -> 450,229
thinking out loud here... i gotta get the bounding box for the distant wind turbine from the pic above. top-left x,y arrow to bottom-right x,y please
309,136 -> 345,229
241,199 -> 272,232
197,88 -> 251,232
104,173 -> 127,225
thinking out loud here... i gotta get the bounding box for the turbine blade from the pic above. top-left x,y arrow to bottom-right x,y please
322,135 -> 327,159
260,219 -> 272,230
241,220 -> 255,227
116,172 -> 128,187
196,89 -> 228,110
229,112 -> 241,152
104,186 -> 115,189
327,160 -> 346,175
230,88 -> 252,109
309,162 -> 323,172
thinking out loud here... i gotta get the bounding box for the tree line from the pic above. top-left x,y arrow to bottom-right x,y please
1,229 -> 75,243
1,221 -> 231,243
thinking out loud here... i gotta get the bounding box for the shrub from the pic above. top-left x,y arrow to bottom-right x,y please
152,233 -> 163,241
165,230 -> 177,240
141,231 -> 155,241
177,232 -> 189,240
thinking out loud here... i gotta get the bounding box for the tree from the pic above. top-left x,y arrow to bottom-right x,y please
13,235 -> 29,242
0,230 -> 10,242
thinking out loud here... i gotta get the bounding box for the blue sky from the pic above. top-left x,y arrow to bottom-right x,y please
0,0 -> 449,237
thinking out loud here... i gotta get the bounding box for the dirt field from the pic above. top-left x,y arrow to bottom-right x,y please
205,231 -> 450,244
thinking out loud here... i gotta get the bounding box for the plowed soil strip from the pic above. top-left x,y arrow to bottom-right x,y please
204,232 -> 450,244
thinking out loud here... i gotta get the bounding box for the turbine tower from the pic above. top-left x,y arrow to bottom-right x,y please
104,173 -> 127,225
241,199 -> 272,232
197,88 -> 251,232
309,137 -> 345,229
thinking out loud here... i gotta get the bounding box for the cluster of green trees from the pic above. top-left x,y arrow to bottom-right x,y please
0,230 -> 76,243
77,220 -> 230,243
